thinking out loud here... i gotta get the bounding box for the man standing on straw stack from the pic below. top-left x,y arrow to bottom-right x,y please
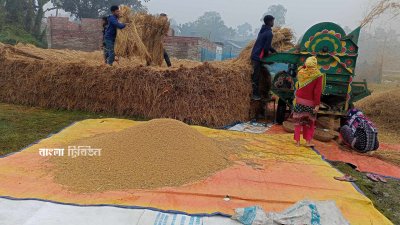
104,5 -> 127,65
250,15 -> 277,101
160,13 -> 172,67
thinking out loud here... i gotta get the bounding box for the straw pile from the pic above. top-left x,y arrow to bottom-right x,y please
134,12 -> 170,66
0,18 -> 295,127
356,87 -> 400,137
50,119 -> 235,192
234,27 -> 295,65
115,6 -> 170,66
0,43 -> 251,127
115,5 -> 152,64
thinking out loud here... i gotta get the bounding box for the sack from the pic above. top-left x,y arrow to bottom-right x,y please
232,200 -> 350,225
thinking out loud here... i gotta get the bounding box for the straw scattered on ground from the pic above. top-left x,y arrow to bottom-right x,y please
49,119 -> 235,192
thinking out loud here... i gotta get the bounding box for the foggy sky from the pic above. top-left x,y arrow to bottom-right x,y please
144,0 -> 395,36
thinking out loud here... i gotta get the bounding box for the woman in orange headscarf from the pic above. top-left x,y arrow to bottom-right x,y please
293,56 -> 326,147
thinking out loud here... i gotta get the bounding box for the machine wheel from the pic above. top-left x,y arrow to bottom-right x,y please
276,99 -> 286,124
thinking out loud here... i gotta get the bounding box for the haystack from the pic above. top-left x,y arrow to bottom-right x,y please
0,15 -> 296,127
0,43 -> 251,128
356,87 -> 400,132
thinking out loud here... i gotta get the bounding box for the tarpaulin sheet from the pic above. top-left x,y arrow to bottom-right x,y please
0,119 -> 392,225
266,125 -> 400,179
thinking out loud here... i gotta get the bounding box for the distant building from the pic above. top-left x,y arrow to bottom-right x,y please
47,17 -> 102,51
164,36 -> 222,62
46,16 -> 227,62
222,40 -> 250,60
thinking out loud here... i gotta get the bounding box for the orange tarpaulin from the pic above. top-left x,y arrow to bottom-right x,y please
0,119 -> 392,225
266,125 -> 400,179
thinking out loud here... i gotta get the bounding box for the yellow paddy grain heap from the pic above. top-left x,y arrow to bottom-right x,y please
50,119 -> 234,193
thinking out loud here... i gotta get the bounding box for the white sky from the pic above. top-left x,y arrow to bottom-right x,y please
45,0 -> 399,37
144,0 -> 399,36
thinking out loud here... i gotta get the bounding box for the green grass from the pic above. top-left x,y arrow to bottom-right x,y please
0,103 -> 107,155
0,26 -> 46,48
330,161 -> 400,224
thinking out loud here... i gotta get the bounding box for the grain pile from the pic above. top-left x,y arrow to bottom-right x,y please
50,119 -> 234,192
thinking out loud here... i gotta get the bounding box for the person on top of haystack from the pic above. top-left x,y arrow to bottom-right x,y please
250,15 -> 277,101
104,5 -> 126,65
160,13 -> 172,67
339,109 -> 379,153
293,56 -> 326,147
101,16 -> 108,64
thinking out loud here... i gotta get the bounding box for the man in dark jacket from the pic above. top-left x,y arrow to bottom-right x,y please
104,5 -> 126,65
160,13 -> 172,67
101,16 -> 108,64
250,15 -> 277,100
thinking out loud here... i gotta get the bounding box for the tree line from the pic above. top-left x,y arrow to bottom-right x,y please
0,0 -> 148,47
175,4 -> 287,42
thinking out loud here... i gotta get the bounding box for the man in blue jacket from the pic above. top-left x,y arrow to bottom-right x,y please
104,5 -> 126,65
250,15 -> 277,100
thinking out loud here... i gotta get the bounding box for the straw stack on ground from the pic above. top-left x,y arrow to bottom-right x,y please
0,17 -> 295,127
50,119 -> 236,192
0,43 -> 251,127
356,87 -> 400,136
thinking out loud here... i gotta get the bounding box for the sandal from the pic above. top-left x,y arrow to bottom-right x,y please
367,173 -> 387,183
334,175 -> 357,182
366,173 -> 379,182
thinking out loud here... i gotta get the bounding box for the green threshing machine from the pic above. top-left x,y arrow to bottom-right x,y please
262,22 -> 371,124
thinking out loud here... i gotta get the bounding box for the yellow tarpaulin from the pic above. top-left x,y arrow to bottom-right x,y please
0,119 -> 392,225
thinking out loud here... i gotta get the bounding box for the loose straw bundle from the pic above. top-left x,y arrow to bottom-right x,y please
115,5 -> 152,64
134,13 -> 170,66
234,27 -> 295,65
361,0 -> 400,27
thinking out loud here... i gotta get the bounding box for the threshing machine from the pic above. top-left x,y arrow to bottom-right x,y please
263,22 -> 371,124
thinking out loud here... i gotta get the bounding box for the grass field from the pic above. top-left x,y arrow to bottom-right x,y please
0,102 -> 399,223
0,103 -> 105,156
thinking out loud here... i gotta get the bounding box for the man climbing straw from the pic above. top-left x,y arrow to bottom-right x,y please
104,5 -> 127,65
